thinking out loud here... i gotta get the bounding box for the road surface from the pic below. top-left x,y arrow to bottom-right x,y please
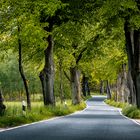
0,96 -> 140,140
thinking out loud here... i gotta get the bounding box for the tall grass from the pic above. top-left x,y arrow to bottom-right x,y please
122,105 -> 140,119
105,99 -> 140,119
105,99 -> 128,108
0,100 -> 86,128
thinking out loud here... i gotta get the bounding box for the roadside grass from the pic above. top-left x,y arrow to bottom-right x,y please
122,105 -> 140,119
104,99 -> 128,108
82,95 -> 92,101
91,92 -> 106,96
0,100 -> 86,128
105,99 -> 140,119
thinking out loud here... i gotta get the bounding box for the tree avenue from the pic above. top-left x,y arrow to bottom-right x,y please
0,0 -> 140,118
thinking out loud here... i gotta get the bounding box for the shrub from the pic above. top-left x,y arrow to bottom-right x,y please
122,105 -> 140,119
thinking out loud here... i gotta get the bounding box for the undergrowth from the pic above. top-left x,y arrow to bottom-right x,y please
105,99 -> 128,108
105,99 -> 140,119
0,100 -> 86,128
122,105 -> 140,119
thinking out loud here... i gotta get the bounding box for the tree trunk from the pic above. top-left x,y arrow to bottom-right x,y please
106,80 -> 111,99
18,25 -> 31,110
39,72 -> 46,105
70,67 -> 81,105
59,59 -> 63,104
124,21 -> 140,107
39,35 -> 55,106
116,73 -> 122,102
116,64 -> 130,103
100,80 -> 104,95
121,64 -> 129,103
134,30 -> 140,108
87,80 -> 90,96
127,71 -> 136,105
82,74 -> 86,97
0,90 -> 6,116
115,81 -> 118,102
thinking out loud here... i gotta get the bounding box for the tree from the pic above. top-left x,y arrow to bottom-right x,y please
38,0 -> 67,105
97,0 -> 140,107
0,0 -> 46,107
18,24 -> 31,109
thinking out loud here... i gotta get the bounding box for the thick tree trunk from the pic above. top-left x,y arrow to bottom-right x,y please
18,26 -> 31,110
121,64 -> 129,103
127,71 -> 136,105
39,35 -> 55,106
116,65 -> 130,103
100,80 -> 104,95
124,22 -> 140,107
106,80 -> 111,99
134,30 -> 140,108
39,72 -> 46,105
70,67 -> 81,105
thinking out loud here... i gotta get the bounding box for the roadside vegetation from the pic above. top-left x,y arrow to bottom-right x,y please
105,99 -> 128,108
0,100 -> 86,128
0,0 -> 140,128
105,99 -> 140,119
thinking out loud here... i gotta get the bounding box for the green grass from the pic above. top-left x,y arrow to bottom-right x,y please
122,105 -> 140,119
0,100 -> 86,128
82,95 -> 92,101
105,99 -> 128,108
105,99 -> 140,119
91,92 -> 106,96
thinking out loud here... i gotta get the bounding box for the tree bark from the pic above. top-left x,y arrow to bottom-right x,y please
127,71 -> 136,105
134,30 -> 140,108
39,34 -> 55,106
106,80 -> 111,99
59,59 -> 63,104
124,21 -> 140,107
18,25 -> 31,110
100,80 -> 104,95
70,67 -> 81,105
82,74 -> 86,97
87,80 -> 90,96
69,45 -> 87,104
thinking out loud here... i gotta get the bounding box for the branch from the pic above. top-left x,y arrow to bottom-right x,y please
76,47 -> 87,64
63,71 -> 71,82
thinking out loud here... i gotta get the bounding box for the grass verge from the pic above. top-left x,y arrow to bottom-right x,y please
104,99 -> 128,108
0,100 -> 86,128
105,99 -> 140,119
122,105 -> 140,119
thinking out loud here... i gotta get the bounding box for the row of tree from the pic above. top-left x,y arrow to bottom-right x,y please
0,0 -> 140,110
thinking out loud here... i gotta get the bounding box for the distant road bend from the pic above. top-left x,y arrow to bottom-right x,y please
0,96 -> 140,140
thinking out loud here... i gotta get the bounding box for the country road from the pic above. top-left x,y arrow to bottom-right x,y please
0,96 -> 140,140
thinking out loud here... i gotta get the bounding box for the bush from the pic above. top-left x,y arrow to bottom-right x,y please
105,99 -> 140,119
122,105 -> 140,119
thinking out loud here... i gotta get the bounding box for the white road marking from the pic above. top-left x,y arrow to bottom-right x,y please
104,101 -> 140,126
119,110 -> 140,126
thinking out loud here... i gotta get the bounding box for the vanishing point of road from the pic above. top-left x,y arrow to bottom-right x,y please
0,96 -> 140,140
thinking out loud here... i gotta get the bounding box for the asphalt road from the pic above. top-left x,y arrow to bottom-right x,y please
0,96 -> 140,140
